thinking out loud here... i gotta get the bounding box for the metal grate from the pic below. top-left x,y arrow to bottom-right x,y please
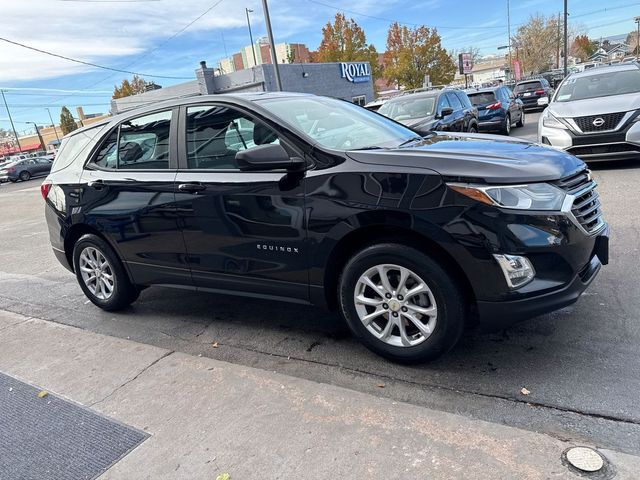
573,112 -> 625,133
552,169 -> 605,234
0,372 -> 148,480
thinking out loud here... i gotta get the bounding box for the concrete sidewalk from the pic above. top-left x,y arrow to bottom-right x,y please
0,310 -> 638,480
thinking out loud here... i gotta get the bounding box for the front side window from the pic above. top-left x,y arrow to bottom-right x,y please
447,92 -> 463,110
437,94 -> 450,114
186,105 -> 279,170
93,110 -> 172,170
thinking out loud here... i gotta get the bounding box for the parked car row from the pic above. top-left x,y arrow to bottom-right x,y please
370,81 -> 549,137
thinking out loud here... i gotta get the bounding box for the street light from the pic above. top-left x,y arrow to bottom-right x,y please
245,8 -> 258,67
261,0 -> 282,91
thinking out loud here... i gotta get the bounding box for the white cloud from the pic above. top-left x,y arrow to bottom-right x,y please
0,0 -> 250,82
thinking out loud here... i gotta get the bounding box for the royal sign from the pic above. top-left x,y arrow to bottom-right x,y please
340,62 -> 371,83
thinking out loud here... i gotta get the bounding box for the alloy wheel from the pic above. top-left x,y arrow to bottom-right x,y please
78,246 -> 115,300
353,264 -> 438,347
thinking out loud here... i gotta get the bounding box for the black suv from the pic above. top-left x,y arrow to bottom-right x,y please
43,92 -> 609,363
513,78 -> 554,111
377,89 -> 478,135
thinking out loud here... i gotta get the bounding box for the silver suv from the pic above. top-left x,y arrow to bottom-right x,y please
538,63 -> 640,162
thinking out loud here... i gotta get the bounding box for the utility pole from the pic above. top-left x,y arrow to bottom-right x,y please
45,108 -> 60,142
1,89 -> 21,151
245,8 -> 258,67
28,122 -> 46,152
507,0 -> 512,82
635,16 -> 640,60
261,0 -> 282,91
556,12 -> 561,69
563,0 -> 568,77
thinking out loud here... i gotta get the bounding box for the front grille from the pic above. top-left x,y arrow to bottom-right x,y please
552,168 -> 604,234
567,143 -> 640,156
573,112 -> 625,133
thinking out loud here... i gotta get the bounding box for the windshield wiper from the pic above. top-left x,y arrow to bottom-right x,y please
397,136 -> 424,147
351,145 -> 385,151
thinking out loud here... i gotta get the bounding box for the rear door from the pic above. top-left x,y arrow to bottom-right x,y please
174,103 -> 308,302
81,108 -> 191,286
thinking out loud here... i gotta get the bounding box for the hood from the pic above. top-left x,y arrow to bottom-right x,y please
398,115 -> 436,130
549,92 -> 640,118
346,132 -> 584,184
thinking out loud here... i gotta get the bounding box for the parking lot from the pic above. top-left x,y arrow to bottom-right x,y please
2,112 -> 640,455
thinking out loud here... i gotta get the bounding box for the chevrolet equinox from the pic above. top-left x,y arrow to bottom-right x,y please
43,92 -> 609,362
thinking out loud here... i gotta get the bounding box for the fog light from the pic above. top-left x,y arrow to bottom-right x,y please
493,254 -> 535,289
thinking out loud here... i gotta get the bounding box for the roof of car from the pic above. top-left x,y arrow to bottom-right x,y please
466,87 -> 500,94
384,91 -> 442,103
68,91 -> 317,137
571,62 -> 640,78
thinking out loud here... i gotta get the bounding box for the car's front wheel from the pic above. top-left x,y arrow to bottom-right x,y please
72,234 -> 140,311
339,244 -> 465,363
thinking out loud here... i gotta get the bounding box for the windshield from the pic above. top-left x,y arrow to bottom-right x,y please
378,96 -> 436,121
514,81 -> 542,93
555,69 -> 640,102
468,92 -> 497,106
258,96 -> 419,150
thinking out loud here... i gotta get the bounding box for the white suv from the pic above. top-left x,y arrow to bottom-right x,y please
538,63 -> 640,162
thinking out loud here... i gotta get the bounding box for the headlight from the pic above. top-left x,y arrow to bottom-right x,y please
542,110 -> 567,129
448,183 -> 566,211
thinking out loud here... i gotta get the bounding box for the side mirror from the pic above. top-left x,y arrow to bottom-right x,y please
236,144 -> 306,172
437,107 -> 454,119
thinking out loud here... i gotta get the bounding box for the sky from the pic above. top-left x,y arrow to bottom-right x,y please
1,0 -> 639,135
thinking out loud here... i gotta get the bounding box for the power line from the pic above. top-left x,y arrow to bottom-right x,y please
0,36 -> 193,80
306,0 -> 506,29
5,0 -> 226,114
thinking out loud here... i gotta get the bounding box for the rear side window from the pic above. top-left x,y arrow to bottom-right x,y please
92,110 -> 172,170
52,125 -> 107,173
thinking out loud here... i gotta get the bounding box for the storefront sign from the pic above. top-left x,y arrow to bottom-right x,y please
340,62 -> 371,83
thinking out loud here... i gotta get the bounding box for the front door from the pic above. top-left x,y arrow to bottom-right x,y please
81,108 -> 190,286
174,103 -> 308,302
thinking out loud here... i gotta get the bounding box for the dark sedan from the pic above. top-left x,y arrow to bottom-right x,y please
0,157 -> 53,183
467,86 -> 524,135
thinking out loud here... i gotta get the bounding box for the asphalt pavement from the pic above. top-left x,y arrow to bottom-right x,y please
2,112 -> 640,456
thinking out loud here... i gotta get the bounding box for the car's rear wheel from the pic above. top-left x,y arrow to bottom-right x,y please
516,111 -> 525,128
72,234 -> 140,311
19,171 -> 30,181
501,114 -> 511,135
468,123 -> 478,133
339,244 -> 465,363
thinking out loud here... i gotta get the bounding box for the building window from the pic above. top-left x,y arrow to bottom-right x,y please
352,95 -> 366,106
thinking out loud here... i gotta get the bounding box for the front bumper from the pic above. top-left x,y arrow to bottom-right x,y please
477,226 -> 609,331
539,117 -> 640,162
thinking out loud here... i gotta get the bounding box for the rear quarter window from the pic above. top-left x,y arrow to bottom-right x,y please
51,125 -> 108,173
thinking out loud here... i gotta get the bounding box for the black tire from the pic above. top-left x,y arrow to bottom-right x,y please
468,123 -> 478,133
9,178 -> 17,183
72,233 -> 139,311
338,243 -> 465,363
515,111 -> 525,128
501,114 -> 511,135
19,170 -> 30,181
